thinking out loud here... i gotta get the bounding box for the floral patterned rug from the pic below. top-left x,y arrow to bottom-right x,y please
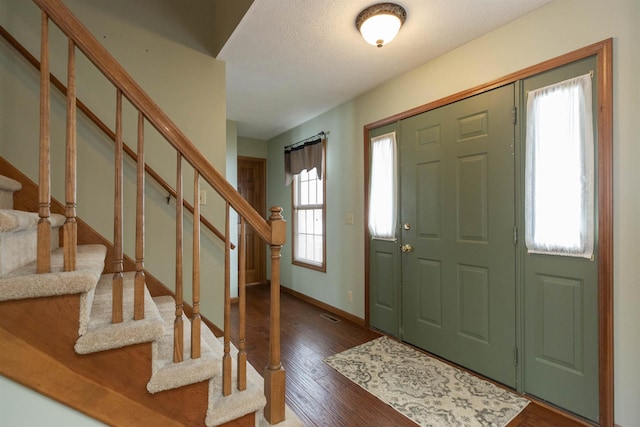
323,336 -> 529,427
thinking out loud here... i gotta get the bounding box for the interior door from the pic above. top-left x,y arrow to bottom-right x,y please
400,84 -> 517,387
520,56 -> 599,422
368,123 -> 402,338
237,157 -> 266,285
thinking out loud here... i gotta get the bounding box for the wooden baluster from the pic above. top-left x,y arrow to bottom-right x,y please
134,112 -> 145,320
237,217 -> 247,391
37,11 -> 51,274
63,38 -> 77,272
174,153 -> 184,363
222,202 -> 232,396
112,89 -> 124,324
264,207 -> 286,424
191,171 -> 201,359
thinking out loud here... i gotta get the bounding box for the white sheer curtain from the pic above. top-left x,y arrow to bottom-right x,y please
525,73 -> 594,258
368,132 -> 397,240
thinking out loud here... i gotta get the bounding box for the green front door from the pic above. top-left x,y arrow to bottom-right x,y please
400,84 -> 517,387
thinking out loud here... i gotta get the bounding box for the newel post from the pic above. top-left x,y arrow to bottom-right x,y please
264,206 -> 286,424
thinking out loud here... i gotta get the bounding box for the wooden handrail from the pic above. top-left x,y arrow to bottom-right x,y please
32,0 -> 272,244
0,24 -> 234,250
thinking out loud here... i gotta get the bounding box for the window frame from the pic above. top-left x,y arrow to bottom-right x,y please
291,141 -> 326,272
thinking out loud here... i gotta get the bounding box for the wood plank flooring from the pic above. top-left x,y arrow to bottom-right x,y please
231,284 -> 589,427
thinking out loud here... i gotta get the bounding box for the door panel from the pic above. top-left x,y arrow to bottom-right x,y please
401,84 -> 517,387
370,244 -> 400,336
521,56 -> 598,422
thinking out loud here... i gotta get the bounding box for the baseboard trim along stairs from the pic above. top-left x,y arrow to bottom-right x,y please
0,173 -> 302,427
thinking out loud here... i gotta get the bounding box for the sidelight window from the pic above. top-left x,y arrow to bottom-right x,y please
368,132 -> 398,240
525,73 -> 595,258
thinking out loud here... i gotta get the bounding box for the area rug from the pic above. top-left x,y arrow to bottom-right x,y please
323,336 -> 529,427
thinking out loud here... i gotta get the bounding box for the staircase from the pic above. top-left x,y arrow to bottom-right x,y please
0,0 -> 300,425
0,174 -> 299,426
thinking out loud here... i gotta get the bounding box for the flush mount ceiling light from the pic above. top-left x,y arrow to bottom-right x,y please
356,2 -> 407,48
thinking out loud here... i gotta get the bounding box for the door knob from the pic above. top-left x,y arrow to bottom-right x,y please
401,244 -> 413,253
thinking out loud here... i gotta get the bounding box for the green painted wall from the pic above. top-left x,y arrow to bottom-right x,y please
238,136 -> 268,159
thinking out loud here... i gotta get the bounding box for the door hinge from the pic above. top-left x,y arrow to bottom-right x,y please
513,226 -> 518,245
512,106 -> 517,125
513,347 -> 519,366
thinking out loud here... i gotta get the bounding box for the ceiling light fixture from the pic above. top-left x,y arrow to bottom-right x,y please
356,3 -> 407,48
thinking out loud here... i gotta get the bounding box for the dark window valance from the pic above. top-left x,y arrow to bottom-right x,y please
284,137 -> 324,186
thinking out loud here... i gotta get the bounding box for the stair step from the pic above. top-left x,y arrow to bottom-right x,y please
0,244 -> 106,301
146,295 -> 222,393
0,209 -> 65,275
205,338 -> 266,427
74,271 -> 164,354
205,337 -> 302,427
0,209 -> 65,233
0,175 -> 21,209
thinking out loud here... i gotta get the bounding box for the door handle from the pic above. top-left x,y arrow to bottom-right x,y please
401,244 -> 413,253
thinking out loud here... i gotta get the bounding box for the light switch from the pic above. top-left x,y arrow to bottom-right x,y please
345,213 -> 354,225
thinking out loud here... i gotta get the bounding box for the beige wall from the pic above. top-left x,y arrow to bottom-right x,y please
268,1 -> 639,425
0,0 -> 228,325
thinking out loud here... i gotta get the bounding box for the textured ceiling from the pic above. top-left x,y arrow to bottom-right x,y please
218,0 -> 552,140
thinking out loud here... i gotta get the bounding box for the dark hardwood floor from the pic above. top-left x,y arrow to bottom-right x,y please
231,284 -> 587,427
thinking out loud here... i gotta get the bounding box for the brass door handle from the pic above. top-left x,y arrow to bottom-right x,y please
401,244 -> 413,253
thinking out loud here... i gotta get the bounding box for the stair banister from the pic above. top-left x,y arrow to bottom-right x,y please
222,202 -> 232,395
32,0 -> 271,241
238,217 -> 247,391
265,207 -> 286,424
37,10 -> 51,274
2,25 -> 235,250
134,112 -> 146,320
174,154 -> 184,363
29,0 -> 289,422
191,171 -> 202,359
112,89 -> 124,324
63,38 -> 77,272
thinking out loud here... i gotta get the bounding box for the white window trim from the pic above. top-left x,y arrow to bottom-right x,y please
292,154 -> 326,272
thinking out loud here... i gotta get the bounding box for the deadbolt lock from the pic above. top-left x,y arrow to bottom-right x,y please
401,244 -> 413,253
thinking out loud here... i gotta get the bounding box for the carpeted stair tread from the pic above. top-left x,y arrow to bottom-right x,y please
0,244 -> 106,301
0,209 -> 65,233
147,295 -> 221,393
74,271 -> 164,354
205,337 -> 266,427
0,175 -> 21,209
0,210 -> 65,276
204,338 -> 302,427
0,175 -> 21,192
